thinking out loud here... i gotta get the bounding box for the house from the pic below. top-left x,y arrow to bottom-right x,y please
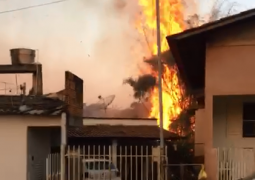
0,95 -> 64,180
49,117 -> 180,180
0,49 -> 84,180
72,117 -> 178,142
167,8 -> 255,180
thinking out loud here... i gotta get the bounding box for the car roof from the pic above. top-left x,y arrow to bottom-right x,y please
84,159 -> 111,162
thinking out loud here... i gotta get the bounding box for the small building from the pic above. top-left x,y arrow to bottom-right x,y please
0,95 -> 64,180
0,49 -> 82,180
167,8 -> 255,180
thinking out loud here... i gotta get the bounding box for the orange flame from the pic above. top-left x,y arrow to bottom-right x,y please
138,0 -> 188,130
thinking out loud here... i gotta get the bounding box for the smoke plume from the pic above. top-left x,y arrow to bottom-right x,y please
124,75 -> 156,100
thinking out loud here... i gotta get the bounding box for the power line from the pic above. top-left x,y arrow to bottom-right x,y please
0,0 -> 67,14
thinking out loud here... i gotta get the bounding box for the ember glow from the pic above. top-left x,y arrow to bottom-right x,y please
138,0 -> 189,130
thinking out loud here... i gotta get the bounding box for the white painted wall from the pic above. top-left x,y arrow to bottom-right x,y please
83,118 -> 157,126
0,116 -> 156,180
0,116 -> 60,180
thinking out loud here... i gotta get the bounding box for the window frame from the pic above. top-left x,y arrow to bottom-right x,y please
242,102 -> 255,137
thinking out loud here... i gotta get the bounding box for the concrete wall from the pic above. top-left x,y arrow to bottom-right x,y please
0,116 -> 60,180
204,20 -> 255,180
206,21 -> 255,95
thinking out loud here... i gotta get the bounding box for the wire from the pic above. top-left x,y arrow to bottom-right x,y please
0,81 -> 15,85
0,87 -> 15,91
0,0 -> 68,14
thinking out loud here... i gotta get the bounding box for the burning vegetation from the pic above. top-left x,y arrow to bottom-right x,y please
124,50 -> 190,133
124,0 -> 190,132
124,0 -> 237,134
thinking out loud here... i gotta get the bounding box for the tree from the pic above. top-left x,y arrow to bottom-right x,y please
125,0 -> 239,134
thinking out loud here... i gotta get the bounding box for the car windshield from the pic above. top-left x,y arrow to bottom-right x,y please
86,161 -> 116,170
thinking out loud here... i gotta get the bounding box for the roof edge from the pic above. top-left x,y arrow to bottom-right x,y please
82,117 -> 157,121
167,8 -> 255,40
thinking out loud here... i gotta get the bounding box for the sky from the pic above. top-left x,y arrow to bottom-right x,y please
0,0 -> 254,108
199,0 -> 254,14
228,0 -> 255,10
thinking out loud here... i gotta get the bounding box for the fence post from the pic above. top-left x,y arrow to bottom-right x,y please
180,164 -> 184,180
112,140 -> 117,166
156,146 -> 160,180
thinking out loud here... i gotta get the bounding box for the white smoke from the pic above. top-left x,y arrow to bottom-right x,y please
0,0 -> 148,108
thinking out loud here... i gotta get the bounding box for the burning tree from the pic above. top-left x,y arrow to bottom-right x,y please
124,50 -> 193,136
124,0 -> 239,136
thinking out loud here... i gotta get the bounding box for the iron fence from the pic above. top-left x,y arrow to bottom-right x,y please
216,148 -> 255,180
164,164 -> 202,180
46,145 -> 168,180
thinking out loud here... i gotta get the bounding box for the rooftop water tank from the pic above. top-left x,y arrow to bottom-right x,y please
10,48 -> 36,65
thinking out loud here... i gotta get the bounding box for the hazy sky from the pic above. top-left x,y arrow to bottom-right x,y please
0,0 -> 253,107
229,0 -> 255,9
199,0 -> 254,14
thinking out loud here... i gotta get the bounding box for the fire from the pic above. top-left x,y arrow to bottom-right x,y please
138,0 -> 188,130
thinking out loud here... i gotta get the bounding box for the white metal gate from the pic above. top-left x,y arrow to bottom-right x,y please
46,145 -> 167,180
216,148 -> 255,180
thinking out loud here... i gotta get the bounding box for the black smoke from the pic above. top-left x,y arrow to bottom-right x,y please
123,50 -> 175,100
124,74 -> 156,99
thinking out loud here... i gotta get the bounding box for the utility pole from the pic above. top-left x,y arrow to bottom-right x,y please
155,0 -> 165,179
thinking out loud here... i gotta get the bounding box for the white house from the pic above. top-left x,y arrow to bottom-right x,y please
0,97 -> 179,180
0,95 -> 64,180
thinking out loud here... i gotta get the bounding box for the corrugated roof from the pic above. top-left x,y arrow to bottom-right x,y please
0,95 -> 65,115
68,125 -> 179,139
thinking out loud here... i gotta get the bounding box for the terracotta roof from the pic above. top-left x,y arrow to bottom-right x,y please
166,8 -> 255,90
67,125 -> 179,139
82,117 -> 156,120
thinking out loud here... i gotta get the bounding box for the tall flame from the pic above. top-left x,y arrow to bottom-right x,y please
138,0 -> 188,130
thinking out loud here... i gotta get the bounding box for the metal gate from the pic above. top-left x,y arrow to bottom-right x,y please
46,145 -> 167,180
216,148 -> 255,180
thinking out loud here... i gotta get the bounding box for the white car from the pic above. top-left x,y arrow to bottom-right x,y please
82,158 -> 121,180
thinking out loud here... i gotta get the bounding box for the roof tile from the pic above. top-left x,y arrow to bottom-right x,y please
68,125 -> 179,139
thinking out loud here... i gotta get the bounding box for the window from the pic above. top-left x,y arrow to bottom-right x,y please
243,103 -> 255,137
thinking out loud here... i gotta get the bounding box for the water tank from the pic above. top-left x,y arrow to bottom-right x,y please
10,48 -> 36,65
